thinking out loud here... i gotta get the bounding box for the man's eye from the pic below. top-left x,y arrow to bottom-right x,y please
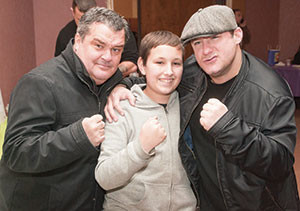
156,61 -> 163,64
112,48 -> 121,53
96,44 -> 103,49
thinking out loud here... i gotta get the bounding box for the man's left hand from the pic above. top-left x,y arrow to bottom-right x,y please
200,98 -> 228,131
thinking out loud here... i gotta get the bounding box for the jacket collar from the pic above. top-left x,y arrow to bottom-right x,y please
61,39 -> 123,94
222,51 -> 249,104
132,84 -> 179,111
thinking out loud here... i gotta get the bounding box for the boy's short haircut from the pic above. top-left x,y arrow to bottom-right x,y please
139,31 -> 184,65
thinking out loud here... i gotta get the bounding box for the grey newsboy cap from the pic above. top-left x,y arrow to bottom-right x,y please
181,5 -> 238,45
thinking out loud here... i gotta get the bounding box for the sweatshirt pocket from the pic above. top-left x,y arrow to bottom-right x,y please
134,182 -> 169,210
105,181 -> 170,211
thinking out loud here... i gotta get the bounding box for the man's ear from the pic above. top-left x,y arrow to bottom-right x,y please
234,27 -> 243,45
73,33 -> 81,52
137,57 -> 146,76
70,7 -> 75,17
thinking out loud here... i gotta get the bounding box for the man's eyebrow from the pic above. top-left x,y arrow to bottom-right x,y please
93,38 -> 124,48
114,44 -> 125,48
93,38 -> 105,44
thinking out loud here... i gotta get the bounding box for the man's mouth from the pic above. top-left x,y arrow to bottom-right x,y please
204,55 -> 217,63
97,63 -> 111,69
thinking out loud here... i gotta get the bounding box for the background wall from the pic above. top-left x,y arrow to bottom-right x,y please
244,1 -> 280,62
33,0 -> 107,66
0,1 -> 36,107
0,0 -> 106,108
113,0 -> 138,18
245,0 -> 300,62
278,0 -> 300,61
138,0 -> 216,58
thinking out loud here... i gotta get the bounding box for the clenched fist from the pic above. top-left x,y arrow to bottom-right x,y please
139,116 -> 167,153
82,114 -> 105,147
200,98 -> 228,131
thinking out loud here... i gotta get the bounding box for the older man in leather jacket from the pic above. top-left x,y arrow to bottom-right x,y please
0,7 -> 129,211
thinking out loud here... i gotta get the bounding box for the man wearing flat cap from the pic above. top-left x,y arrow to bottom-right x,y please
178,4 -> 299,211
104,5 -> 300,211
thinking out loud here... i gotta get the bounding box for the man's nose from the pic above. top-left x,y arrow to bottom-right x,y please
202,41 -> 213,55
102,49 -> 112,61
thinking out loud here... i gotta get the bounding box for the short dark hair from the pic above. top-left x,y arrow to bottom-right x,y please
139,31 -> 184,65
233,9 -> 241,14
77,7 -> 130,42
72,0 -> 97,13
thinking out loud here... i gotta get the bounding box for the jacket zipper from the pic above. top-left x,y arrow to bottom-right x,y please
265,186 -> 284,210
81,79 -> 101,111
179,81 -> 207,209
162,105 -> 173,211
214,76 -> 244,210
215,143 -> 229,210
214,91 -> 231,210
178,83 -> 197,159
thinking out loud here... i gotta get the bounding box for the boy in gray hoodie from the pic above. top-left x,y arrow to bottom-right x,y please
95,31 -> 196,211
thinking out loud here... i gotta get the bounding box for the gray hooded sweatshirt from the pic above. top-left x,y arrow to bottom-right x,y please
95,84 -> 196,211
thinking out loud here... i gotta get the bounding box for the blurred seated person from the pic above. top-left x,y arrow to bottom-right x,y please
233,9 -> 251,49
292,45 -> 300,65
118,29 -> 139,77
55,0 -> 138,77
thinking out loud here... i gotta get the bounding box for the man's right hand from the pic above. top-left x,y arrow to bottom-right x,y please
82,114 -> 105,147
104,85 -> 136,123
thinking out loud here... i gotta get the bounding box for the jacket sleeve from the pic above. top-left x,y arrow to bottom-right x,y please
2,73 -> 96,173
209,95 -> 296,181
119,76 -> 146,89
95,109 -> 152,190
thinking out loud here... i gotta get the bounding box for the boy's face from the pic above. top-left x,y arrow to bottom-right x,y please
138,45 -> 183,104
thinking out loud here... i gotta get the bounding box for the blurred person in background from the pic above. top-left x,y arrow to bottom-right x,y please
233,8 -> 251,49
292,45 -> 300,65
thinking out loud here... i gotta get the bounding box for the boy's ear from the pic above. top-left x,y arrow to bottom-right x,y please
137,57 -> 146,76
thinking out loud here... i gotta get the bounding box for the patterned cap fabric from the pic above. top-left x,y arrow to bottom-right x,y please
181,5 -> 238,45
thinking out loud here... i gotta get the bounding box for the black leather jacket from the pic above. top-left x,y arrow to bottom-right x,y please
178,51 -> 300,211
0,41 -> 122,211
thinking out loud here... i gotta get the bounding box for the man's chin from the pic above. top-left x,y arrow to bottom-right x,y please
94,72 -> 116,84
